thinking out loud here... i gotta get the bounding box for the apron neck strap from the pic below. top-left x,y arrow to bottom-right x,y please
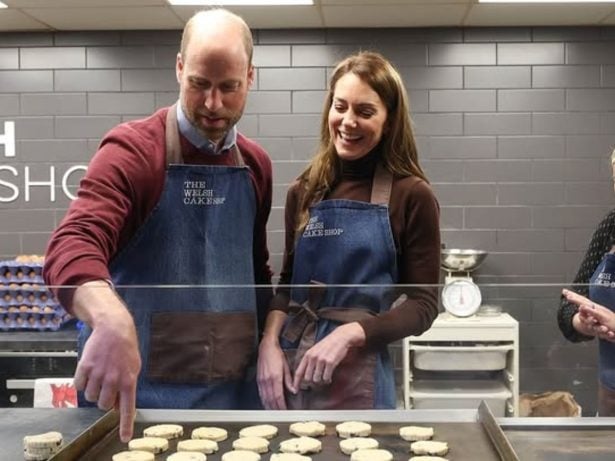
370,162 -> 394,205
165,103 -> 183,165
231,144 -> 246,167
165,103 -> 246,168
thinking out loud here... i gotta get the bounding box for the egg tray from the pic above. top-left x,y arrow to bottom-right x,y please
0,261 -> 44,284
0,296 -> 70,330
0,310 -> 71,331
0,260 -> 72,331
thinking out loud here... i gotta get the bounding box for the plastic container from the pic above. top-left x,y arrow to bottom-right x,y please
411,344 -> 512,371
409,379 -> 512,416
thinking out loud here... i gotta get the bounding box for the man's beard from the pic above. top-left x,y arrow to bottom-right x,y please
192,111 -> 240,143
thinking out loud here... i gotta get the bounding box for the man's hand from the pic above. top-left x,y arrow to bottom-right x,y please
72,281 -> 141,442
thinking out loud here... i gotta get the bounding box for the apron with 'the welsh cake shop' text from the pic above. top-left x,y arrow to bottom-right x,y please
280,164 -> 398,409
78,104 -> 259,409
590,250 -> 615,416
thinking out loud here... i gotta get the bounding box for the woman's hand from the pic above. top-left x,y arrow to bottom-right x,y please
292,322 -> 366,391
563,288 -> 615,341
257,336 -> 293,410
578,303 -> 615,341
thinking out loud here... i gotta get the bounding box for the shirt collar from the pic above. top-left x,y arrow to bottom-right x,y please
176,103 -> 237,155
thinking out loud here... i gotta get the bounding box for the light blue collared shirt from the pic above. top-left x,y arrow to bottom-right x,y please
176,103 -> 237,155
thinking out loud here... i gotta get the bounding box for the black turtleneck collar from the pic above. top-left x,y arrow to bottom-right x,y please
339,146 -> 381,180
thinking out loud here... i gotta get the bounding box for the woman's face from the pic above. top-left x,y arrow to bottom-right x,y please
328,72 -> 388,161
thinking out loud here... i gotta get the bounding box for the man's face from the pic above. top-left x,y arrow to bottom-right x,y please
176,36 -> 253,144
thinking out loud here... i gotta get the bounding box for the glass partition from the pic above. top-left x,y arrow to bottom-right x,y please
0,280 -> 601,417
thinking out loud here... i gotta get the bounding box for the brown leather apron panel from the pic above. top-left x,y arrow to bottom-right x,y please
147,311 -> 255,383
599,382 -> 615,416
281,286 -> 379,409
284,346 -> 377,410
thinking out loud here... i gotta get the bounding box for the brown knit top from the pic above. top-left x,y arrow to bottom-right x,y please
270,149 -> 441,349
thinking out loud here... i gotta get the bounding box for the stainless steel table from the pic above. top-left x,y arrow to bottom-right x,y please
0,407 -> 105,460
500,416 -> 615,461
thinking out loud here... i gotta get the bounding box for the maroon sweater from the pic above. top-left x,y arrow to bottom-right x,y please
271,151 -> 441,349
44,107 -> 273,311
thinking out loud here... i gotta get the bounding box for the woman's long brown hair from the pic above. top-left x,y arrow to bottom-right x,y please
295,51 -> 427,234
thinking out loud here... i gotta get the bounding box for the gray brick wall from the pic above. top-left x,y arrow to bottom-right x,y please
1,26 -> 615,414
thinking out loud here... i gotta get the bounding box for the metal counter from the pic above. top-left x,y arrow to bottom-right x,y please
500,417 -> 615,461
0,407 -> 105,460
6,406 -> 615,460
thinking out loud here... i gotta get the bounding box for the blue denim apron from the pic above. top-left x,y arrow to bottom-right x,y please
78,104 -> 258,409
589,251 -> 615,414
280,164 -> 398,409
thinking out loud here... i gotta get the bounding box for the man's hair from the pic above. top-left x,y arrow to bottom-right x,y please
180,8 -> 253,65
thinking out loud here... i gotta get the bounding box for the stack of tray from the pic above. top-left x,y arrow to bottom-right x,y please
0,258 -> 71,331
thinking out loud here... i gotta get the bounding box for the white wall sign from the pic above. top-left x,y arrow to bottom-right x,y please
0,121 -> 88,203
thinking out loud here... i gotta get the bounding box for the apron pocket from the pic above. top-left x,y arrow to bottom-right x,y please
147,311 -> 256,384
283,347 -> 377,410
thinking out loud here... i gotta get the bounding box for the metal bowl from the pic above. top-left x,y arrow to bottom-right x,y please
441,249 -> 488,272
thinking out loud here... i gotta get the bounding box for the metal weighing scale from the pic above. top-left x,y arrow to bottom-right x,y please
440,248 -> 488,317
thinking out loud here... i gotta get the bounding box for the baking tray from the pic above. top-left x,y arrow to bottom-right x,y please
50,403 -> 508,461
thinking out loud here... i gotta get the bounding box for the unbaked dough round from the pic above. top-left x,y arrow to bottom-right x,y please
221,450 -> 261,461
166,452 -> 207,461
23,431 -> 63,449
24,450 -> 60,461
143,424 -> 183,439
112,451 -> 155,461
177,439 -> 218,454
410,441 -> 449,456
339,437 -> 379,454
399,426 -> 434,441
232,436 -> 270,453
270,454 -> 312,461
239,424 -> 278,439
409,456 -> 449,461
191,426 -> 228,442
350,448 -> 392,461
128,437 -> 169,454
279,436 -> 322,454
335,421 -> 372,438
289,421 -> 326,437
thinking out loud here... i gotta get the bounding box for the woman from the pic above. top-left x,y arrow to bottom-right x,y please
257,51 -> 440,410
559,148 -> 615,415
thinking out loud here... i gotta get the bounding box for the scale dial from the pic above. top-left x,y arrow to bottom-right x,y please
442,279 -> 482,317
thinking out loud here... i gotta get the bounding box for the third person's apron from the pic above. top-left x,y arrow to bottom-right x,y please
589,248 -> 615,416
78,104 -> 258,409
280,163 -> 398,409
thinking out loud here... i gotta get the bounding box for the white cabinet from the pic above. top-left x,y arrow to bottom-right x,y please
403,312 -> 519,416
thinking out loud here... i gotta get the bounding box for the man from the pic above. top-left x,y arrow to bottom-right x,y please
43,8 -> 272,442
